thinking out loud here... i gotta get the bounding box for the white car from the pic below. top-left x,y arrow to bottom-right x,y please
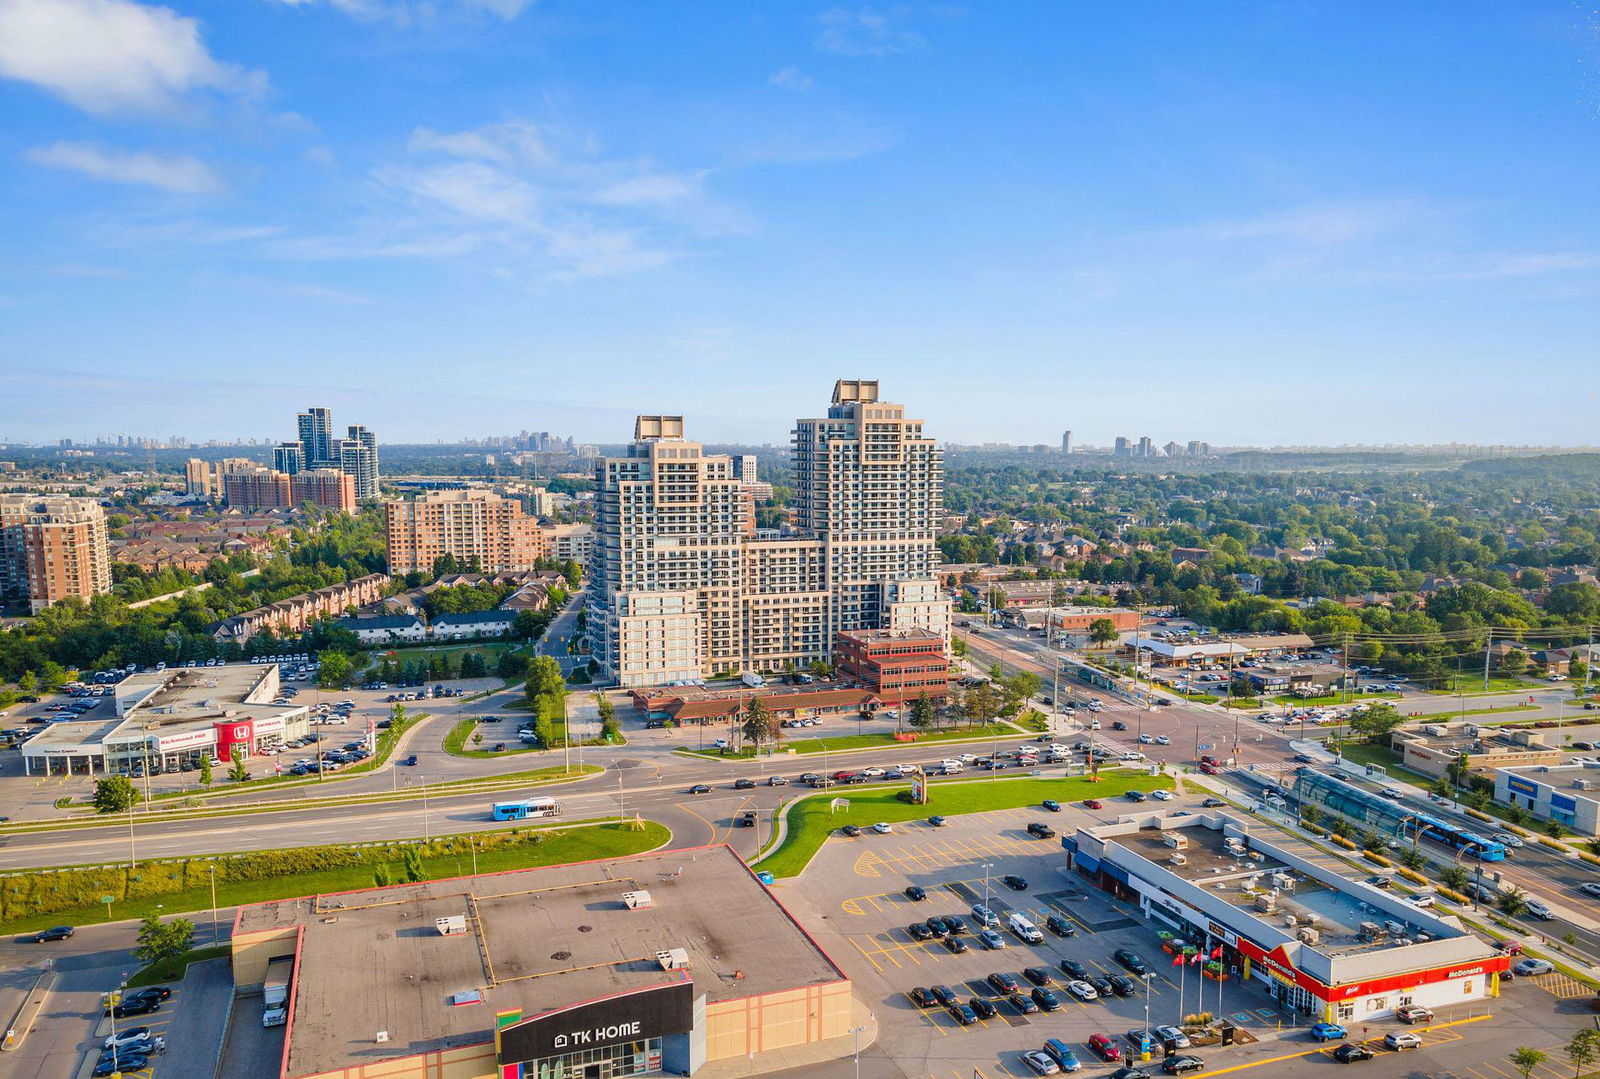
1406,892 -> 1436,908
871,822 -> 893,834
860,767 -> 885,777
1525,900 -> 1554,920
958,753 -> 980,763
1065,979 -> 1098,1002
1492,832 -> 1524,848
1151,790 -> 1173,801
1155,735 -> 1170,745
1154,1025 -> 1190,1049
1138,734 -> 1154,745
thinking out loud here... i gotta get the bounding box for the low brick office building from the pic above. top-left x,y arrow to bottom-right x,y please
834,628 -> 950,706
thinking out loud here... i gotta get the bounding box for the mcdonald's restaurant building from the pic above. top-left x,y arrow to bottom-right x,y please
230,845 -> 854,1079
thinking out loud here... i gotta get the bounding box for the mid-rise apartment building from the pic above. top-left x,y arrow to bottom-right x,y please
0,494 -> 112,613
340,425 -> 380,500
297,407 -> 336,469
384,490 -> 546,575
543,522 -> 593,565
272,441 -> 305,475
589,381 -> 950,687
222,468 -> 356,513
183,457 -> 255,498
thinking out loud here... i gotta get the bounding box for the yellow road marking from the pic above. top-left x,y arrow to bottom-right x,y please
1194,1014 -> 1493,1078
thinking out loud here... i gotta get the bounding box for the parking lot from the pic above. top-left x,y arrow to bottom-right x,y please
782,798 -> 1297,1078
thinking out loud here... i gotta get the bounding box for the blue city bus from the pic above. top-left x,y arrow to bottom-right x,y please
491,797 -> 560,821
1416,816 -> 1507,861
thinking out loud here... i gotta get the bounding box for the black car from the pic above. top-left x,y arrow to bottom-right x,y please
970,996 -> 997,1020
1332,1043 -> 1374,1063
733,778 -> 756,789
910,987 -> 938,1008
931,985 -> 958,1007
1107,973 -> 1136,997
945,936 -> 968,954
1022,966 -> 1053,986
1030,986 -> 1062,1012
798,773 -> 820,784
95,1054 -> 149,1078
924,919 -> 948,939
1026,822 -> 1056,839
1202,797 -> 1227,808
1126,790 -> 1148,803
400,754 -> 418,766
943,914 -> 968,934
927,815 -> 947,827
841,824 -> 862,837
110,996 -> 161,1018
1114,949 -> 1151,977
33,926 -> 74,942
1002,874 -> 1028,891
688,784 -> 711,794
125,986 -> 172,1004
1087,974 -> 1115,997
1112,720 -> 1128,730
987,971 -> 1021,994
1110,1069 -> 1151,1079
946,1002 -> 979,1026
905,885 -> 927,902
1008,992 -> 1040,1015
1045,913 -> 1077,937
1163,1056 -> 1205,1075
1060,959 -> 1091,981
908,922 -> 934,941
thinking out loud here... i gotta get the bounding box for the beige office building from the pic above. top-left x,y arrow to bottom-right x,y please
589,381 -> 950,687
385,490 -> 546,575
0,494 -> 112,612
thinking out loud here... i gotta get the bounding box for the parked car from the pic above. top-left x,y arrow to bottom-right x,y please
907,922 -> 934,941
1513,957 -> 1554,976
1311,1022 -> 1349,1042
1395,1004 -> 1433,1024
1113,949 -> 1151,977
946,1001 -> 979,1026
1021,1050 -> 1062,1076
1026,822 -> 1056,839
1383,1031 -> 1423,1051
1106,974 -> 1136,997
945,935 -> 968,954
977,929 -> 1005,950
1031,986 -> 1062,1011
905,885 -> 927,902
1043,1039 -> 1081,1072
1042,799 -> 1061,812
1162,1056 -> 1204,1075
970,996 -> 997,1020
840,824 -> 862,837
1153,1024 -> 1189,1049
1002,874 -> 1028,890
1083,798 -> 1104,809
1202,797 -> 1227,807
1332,1043 -> 1375,1063
910,987 -> 937,1007
1008,992 -> 1040,1014
1060,959 -> 1091,981
1087,1033 -> 1122,1062
1045,913 -> 1077,938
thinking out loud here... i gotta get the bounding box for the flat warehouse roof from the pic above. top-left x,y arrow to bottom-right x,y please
237,844 -> 845,1078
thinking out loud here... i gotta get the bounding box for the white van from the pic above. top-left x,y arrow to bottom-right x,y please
939,759 -> 964,774
1007,912 -> 1043,944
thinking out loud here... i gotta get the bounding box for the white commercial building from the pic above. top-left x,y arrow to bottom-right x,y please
1496,762 -> 1600,836
20,663 -> 310,777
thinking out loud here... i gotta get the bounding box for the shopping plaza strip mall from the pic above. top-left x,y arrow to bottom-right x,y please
19,663 -> 311,776
1063,811 -> 1509,1023
230,845 -> 855,1079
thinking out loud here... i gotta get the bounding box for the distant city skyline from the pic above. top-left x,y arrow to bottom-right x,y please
2,3 -> 1597,446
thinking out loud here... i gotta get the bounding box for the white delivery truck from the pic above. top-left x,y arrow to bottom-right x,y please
262,955 -> 294,1027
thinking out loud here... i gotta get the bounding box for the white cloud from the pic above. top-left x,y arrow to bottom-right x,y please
1177,200 -> 1417,246
817,6 -> 925,57
0,0 -> 265,115
592,172 -> 702,207
24,141 -> 224,194
265,0 -> 534,22
408,120 -> 549,165
380,159 -> 536,224
769,66 -> 814,92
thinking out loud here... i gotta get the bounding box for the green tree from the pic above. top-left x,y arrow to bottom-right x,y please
1330,817 -> 1355,840
1348,703 -> 1405,744
1568,657 -> 1588,683
373,864 -> 393,888
1509,1047 -> 1546,1079
92,775 -> 138,814
1567,1029 -> 1600,1079
199,754 -> 212,787
1506,804 -> 1528,827
472,731 -> 484,748
1300,804 -> 1322,828
909,692 -> 936,731
740,697 -> 780,752
1497,886 -> 1528,917
561,559 -> 581,587
229,745 -> 248,783
1089,618 -> 1119,648
401,846 -> 424,883
1440,865 -> 1469,891
133,913 -> 194,965
318,650 -> 354,689
1360,829 -> 1385,853
1499,648 -> 1528,677
1545,819 -> 1566,839
1400,846 -> 1427,870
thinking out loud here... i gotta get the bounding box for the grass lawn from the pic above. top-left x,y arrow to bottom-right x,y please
372,641 -> 520,662
675,723 -> 1021,760
757,771 -> 1173,879
1270,692 -> 1401,706
1428,675 -> 1545,696
0,820 -> 668,936
1326,741 -> 1436,785
128,944 -> 229,988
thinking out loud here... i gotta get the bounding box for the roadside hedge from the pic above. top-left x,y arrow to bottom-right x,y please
0,830 -> 546,923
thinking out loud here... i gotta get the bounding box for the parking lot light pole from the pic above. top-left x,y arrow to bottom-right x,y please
850,1024 -> 867,1079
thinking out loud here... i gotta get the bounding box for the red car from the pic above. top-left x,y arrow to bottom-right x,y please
1088,1033 -> 1122,1062
1496,940 -> 1524,956
1083,799 -> 1104,810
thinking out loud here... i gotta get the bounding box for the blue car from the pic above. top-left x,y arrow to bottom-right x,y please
755,871 -> 774,885
1310,1022 -> 1348,1042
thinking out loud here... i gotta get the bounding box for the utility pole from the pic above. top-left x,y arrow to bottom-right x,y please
209,863 -> 218,944
1483,636 -> 1491,693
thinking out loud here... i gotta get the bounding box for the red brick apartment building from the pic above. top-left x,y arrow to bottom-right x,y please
835,628 -> 950,706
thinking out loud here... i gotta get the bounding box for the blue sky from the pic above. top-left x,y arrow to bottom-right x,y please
2,1 -> 1598,448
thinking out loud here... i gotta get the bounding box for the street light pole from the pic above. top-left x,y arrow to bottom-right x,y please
982,862 -> 993,912
419,774 -> 431,843
850,1024 -> 867,1079
209,863 -> 219,944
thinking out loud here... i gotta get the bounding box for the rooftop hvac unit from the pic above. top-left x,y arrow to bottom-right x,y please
1297,928 -> 1321,946
1169,853 -> 1188,866
1254,894 -> 1277,914
656,948 -> 691,971
621,890 -> 653,909
435,915 -> 468,937
1357,921 -> 1384,942
1383,920 -> 1406,937
1575,779 -> 1594,791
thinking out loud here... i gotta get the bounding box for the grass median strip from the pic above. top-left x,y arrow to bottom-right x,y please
675,723 -> 1022,760
756,770 -> 1174,879
0,819 -> 669,935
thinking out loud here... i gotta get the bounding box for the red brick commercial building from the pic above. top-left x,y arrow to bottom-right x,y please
631,685 -> 881,725
834,628 -> 950,706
